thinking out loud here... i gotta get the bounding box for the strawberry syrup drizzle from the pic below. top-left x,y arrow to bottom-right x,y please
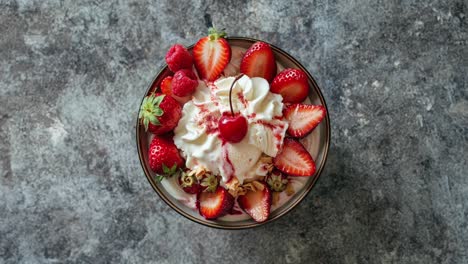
254,120 -> 280,130
254,120 -> 286,150
207,81 -> 220,107
237,91 -> 248,108
221,142 -> 235,183
247,113 -> 257,119
196,104 -> 221,135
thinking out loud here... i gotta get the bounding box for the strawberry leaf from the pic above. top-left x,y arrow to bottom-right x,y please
201,174 -> 218,192
153,108 -> 164,117
208,27 -> 227,40
139,94 -> 165,131
143,118 -> 149,131
154,175 -> 165,182
153,94 -> 165,106
158,163 -> 181,180
162,164 -> 171,174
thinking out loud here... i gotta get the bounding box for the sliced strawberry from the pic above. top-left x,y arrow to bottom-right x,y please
237,182 -> 272,222
273,138 -> 316,176
284,104 -> 326,138
197,187 -> 234,220
270,68 -> 309,103
240,41 -> 277,82
193,27 -> 231,81
160,76 -> 173,96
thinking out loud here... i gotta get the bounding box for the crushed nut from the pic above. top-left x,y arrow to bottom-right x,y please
260,155 -> 273,164
195,167 -> 206,179
186,166 -> 209,180
228,180 -> 267,197
252,181 -> 264,191
265,163 -> 274,173
187,169 -> 197,177
226,178 -> 241,197
285,182 -> 295,196
272,192 -> 280,206
259,155 -> 274,173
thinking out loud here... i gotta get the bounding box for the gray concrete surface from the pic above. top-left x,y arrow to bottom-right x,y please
1,0 -> 467,263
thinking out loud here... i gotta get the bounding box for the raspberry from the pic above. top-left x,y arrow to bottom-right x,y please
172,69 -> 198,97
165,44 -> 193,72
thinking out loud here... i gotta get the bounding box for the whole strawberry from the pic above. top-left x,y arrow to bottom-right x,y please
148,135 -> 184,176
266,169 -> 288,192
178,171 -> 202,194
139,93 -> 181,135
200,173 -> 219,192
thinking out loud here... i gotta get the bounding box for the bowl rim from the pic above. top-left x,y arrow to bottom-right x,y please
136,36 -> 331,230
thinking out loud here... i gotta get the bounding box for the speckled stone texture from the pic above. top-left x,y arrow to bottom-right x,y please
1,0 -> 467,263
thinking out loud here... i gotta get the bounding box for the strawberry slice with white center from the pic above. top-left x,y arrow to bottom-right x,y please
240,41 -> 277,82
274,138 -> 316,176
284,104 -> 326,138
197,187 -> 234,220
238,182 -> 272,222
193,27 -> 231,82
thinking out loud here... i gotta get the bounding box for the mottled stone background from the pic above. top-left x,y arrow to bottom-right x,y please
1,0 -> 467,263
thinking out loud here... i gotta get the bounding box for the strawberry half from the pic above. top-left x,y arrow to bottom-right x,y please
240,41 -> 277,82
238,182 -> 272,222
270,68 -> 309,103
193,27 -> 231,81
197,187 -> 234,220
284,104 -> 326,138
273,138 -> 316,176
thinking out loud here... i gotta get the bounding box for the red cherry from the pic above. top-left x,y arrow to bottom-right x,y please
218,74 -> 248,143
219,114 -> 248,143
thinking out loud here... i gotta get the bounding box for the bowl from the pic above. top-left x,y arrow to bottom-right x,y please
136,37 -> 330,229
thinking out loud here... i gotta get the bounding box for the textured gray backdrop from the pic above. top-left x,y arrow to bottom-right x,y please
1,0 -> 467,263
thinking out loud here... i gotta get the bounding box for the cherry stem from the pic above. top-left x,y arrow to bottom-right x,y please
228,74 -> 244,116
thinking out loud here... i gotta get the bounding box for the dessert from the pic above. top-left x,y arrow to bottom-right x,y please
139,28 -> 326,223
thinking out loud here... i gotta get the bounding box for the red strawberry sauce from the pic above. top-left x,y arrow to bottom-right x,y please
254,120 -> 286,150
237,91 -> 248,107
222,142 -> 235,183
195,104 -> 221,135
